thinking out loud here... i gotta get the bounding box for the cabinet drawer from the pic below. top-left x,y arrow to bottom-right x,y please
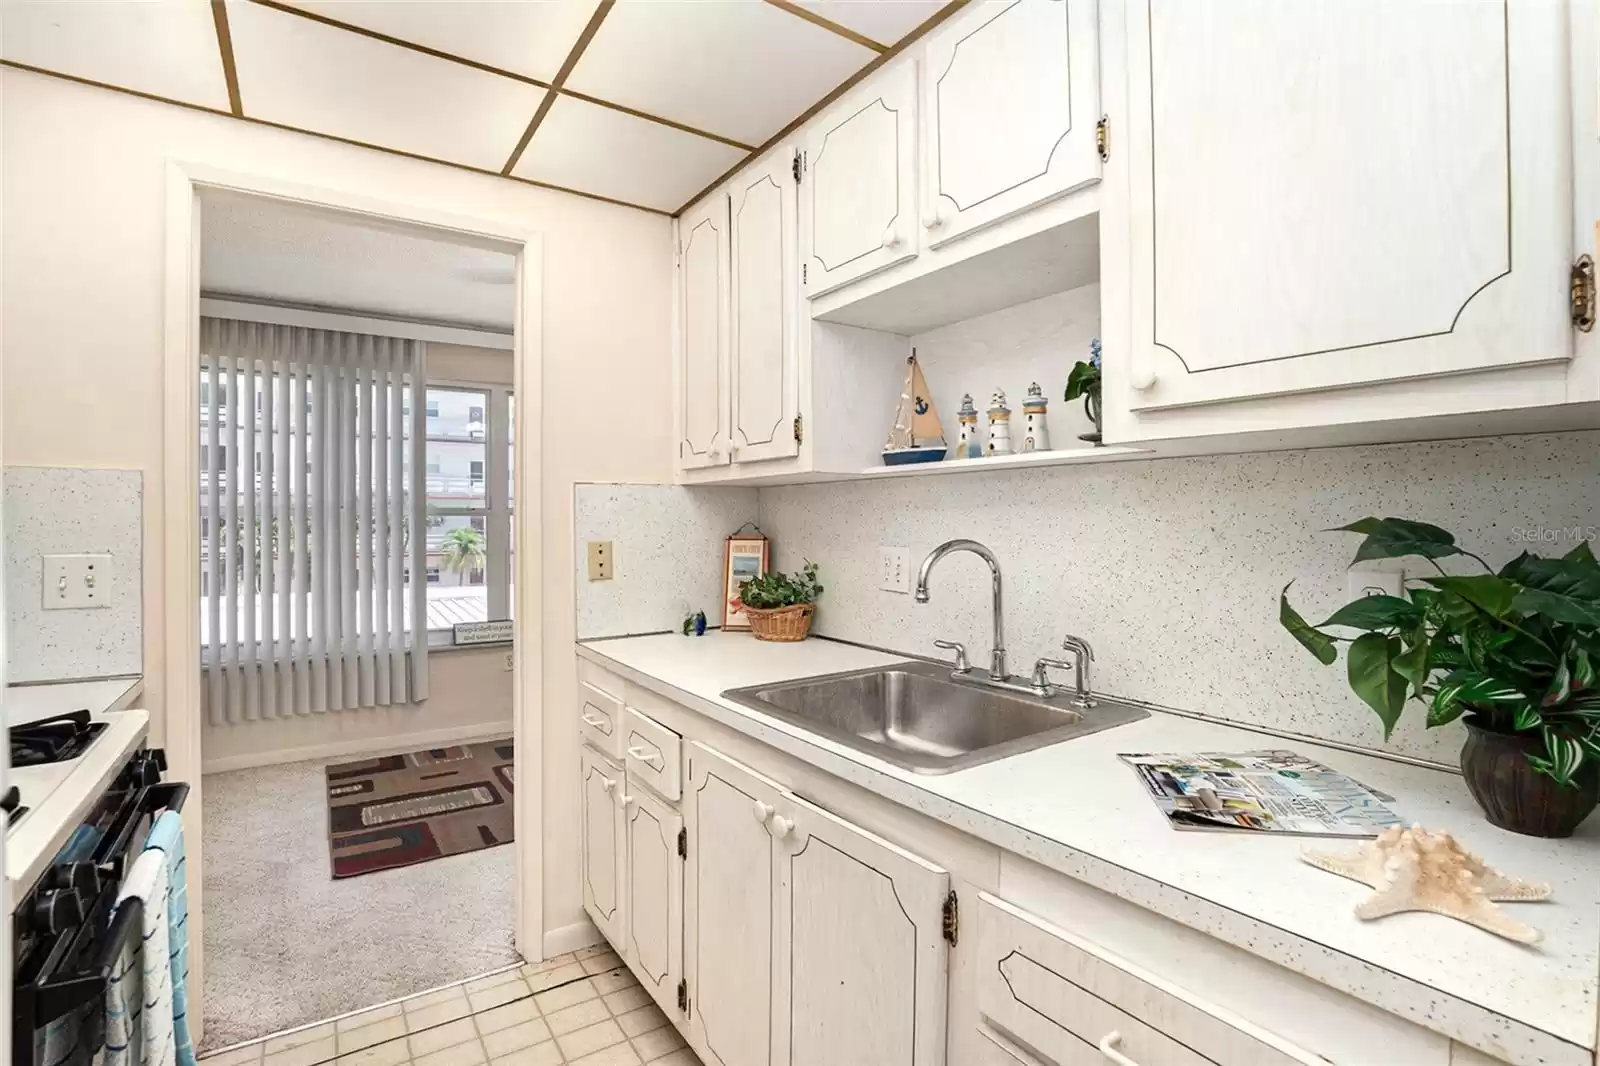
579,681 -> 626,762
624,707 -> 682,802
975,893 -> 1318,1066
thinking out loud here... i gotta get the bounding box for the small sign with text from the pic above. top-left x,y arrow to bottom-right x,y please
453,620 -> 514,646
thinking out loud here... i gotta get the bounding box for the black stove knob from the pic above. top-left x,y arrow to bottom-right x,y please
46,861 -> 102,897
32,887 -> 87,935
0,786 -> 18,813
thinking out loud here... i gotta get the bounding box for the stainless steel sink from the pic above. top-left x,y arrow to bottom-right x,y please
721,660 -> 1149,774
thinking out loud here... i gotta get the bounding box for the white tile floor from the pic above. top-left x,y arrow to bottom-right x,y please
197,947 -> 703,1066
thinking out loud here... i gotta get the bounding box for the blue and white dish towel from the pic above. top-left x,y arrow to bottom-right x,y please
143,811 -> 195,1066
103,849 -> 173,1066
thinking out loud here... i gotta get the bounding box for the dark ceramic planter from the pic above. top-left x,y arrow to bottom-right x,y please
1461,716 -> 1599,838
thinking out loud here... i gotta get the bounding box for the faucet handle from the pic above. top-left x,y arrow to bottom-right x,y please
1030,657 -> 1078,693
933,640 -> 970,673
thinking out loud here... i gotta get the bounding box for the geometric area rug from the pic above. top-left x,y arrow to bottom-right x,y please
325,737 -> 514,879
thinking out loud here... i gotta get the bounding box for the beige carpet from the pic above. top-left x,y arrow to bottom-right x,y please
201,754 -> 519,1050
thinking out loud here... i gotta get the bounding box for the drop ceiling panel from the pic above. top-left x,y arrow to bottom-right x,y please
513,94 -> 745,214
566,0 -> 873,147
1,0 -> 232,110
287,0 -> 592,84
226,0 -> 544,171
796,1 -> 948,49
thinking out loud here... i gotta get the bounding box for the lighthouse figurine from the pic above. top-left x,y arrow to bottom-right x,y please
986,389 -> 1014,456
1021,382 -> 1051,453
955,394 -> 982,459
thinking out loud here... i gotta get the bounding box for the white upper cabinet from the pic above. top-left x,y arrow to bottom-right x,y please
922,0 -> 1101,248
771,791 -> 950,1066
802,60 -> 920,297
730,148 -> 801,463
678,195 -> 731,469
1117,0 -> 1573,412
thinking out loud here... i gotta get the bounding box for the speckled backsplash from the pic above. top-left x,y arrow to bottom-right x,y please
756,432 -> 1600,766
5,466 -> 144,683
575,483 -> 758,640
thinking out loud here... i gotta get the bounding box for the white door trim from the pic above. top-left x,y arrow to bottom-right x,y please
161,160 -> 546,1040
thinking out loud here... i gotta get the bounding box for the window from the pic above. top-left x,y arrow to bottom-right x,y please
421,384 -> 514,642
426,567 -> 441,584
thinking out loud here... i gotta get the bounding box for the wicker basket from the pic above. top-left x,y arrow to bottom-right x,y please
739,602 -> 816,642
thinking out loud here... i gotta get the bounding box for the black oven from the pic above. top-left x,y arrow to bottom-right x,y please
12,748 -> 188,1066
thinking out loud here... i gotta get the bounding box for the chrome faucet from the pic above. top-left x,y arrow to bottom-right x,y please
916,539 -> 1008,681
1031,635 -> 1096,707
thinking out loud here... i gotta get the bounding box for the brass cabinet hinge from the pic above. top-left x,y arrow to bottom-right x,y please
676,979 -> 690,1016
1572,255 -> 1595,332
941,890 -> 959,946
793,413 -> 804,444
792,149 -> 803,185
802,262 -> 808,286
1095,114 -> 1110,163
677,827 -> 687,859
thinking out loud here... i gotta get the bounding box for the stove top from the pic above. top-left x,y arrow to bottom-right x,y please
10,710 -> 107,768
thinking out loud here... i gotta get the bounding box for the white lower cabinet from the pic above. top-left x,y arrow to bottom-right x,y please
623,781 -> 684,1018
579,746 -> 626,947
771,790 -> 950,1066
683,741 -> 951,1066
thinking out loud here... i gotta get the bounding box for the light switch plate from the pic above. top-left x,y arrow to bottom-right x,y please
43,553 -> 113,609
587,540 -> 614,581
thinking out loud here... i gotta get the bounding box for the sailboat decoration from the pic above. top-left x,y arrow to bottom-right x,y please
882,350 -> 948,466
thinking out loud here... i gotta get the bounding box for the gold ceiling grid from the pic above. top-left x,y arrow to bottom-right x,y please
0,0 -> 965,216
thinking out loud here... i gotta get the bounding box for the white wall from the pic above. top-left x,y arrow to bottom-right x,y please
2,70 -> 674,956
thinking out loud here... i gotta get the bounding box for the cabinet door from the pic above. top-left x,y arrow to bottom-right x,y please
678,195 -> 731,469
1119,0 -> 1571,411
684,743 -> 785,1066
580,748 -> 626,948
771,791 -> 950,1066
730,149 -> 800,464
624,780 -> 684,1018
922,0 -> 1100,248
802,61 -> 919,298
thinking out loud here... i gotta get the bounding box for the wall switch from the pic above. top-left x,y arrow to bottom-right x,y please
43,553 -> 113,609
1347,565 -> 1405,601
587,540 -> 614,581
879,545 -> 910,593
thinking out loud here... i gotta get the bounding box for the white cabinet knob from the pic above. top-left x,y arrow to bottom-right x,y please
600,776 -> 616,793
1098,1032 -> 1140,1066
1129,367 -> 1157,391
752,800 -> 774,823
881,227 -> 902,250
921,210 -> 943,231
617,792 -> 634,809
769,815 -> 795,839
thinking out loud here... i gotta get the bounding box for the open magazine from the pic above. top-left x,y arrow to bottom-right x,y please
1120,750 -> 1405,836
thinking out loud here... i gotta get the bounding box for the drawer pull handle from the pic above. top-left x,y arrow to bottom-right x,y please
628,745 -> 663,767
1098,1032 -> 1139,1066
769,815 -> 795,839
581,712 -> 609,730
752,801 -> 774,823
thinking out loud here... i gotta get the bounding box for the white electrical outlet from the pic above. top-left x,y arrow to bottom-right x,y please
1347,565 -> 1405,601
503,651 -> 515,672
880,545 -> 910,593
43,553 -> 113,610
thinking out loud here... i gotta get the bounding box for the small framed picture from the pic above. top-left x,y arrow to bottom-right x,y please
723,530 -> 770,630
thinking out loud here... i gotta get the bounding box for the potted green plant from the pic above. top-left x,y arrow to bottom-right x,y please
731,561 -> 824,642
1064,338 -> 1103,444
1281,518 -> 1600,838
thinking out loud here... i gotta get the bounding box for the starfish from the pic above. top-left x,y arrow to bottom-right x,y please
1302,824 -> 1551,944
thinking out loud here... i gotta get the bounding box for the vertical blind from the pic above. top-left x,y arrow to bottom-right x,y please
200,317 -> 428,724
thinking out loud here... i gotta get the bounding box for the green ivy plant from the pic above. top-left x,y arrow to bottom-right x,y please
738,561 -> 824,610
1280,518 -> 1600,788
